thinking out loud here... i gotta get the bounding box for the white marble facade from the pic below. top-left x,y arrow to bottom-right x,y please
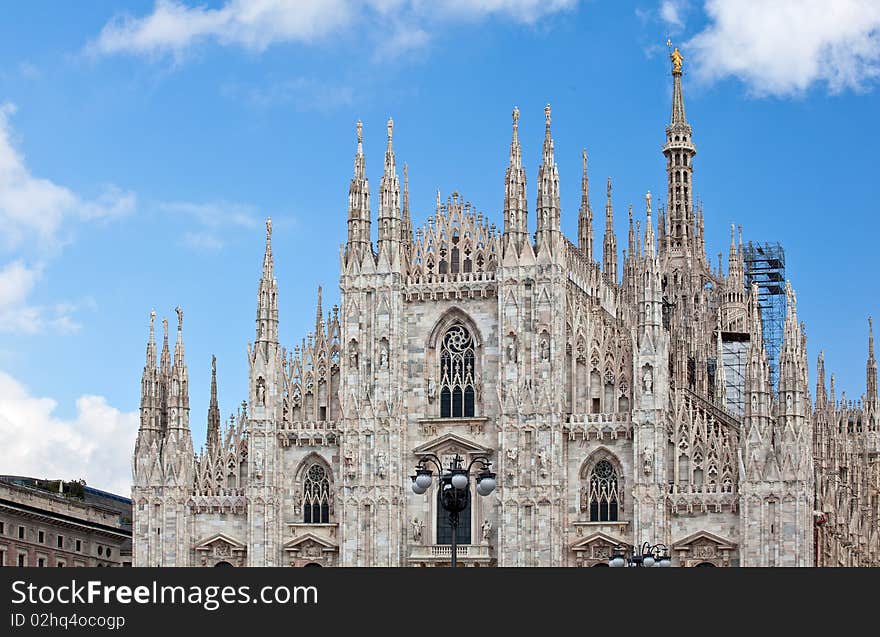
132,49 -> 880,567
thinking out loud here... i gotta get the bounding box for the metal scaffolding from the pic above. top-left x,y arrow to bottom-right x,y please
743,241 -> 786,389
721,333 -> 749,417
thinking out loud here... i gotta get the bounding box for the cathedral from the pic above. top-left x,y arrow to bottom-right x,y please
132,48 -> 880,567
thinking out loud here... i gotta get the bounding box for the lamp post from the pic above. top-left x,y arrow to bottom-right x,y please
609,542 -> 672,567
410,453 -> 496,567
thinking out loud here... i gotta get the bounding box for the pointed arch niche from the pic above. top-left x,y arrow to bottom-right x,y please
579,449 -> 625,524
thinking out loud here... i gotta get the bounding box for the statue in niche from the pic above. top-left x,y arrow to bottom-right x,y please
253,450 -> 264,481
538,447 -> 549,470
506,446 -> 519,465
540,336 -> 550,361
427,378 -> 436,402
348,341 -> 358,367
256,378 -> 266,405
642,366 -> 653,395
643,446 -> 653,475
506,335 -> 517,363
411,517 -> 424,542
786,393 -> 793,411
376,451 -> 387,478
481,519 -> 492,544
344,451 -> 356,479
379,344 -> 389,369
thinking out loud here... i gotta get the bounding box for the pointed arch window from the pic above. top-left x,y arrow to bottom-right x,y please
303,464 -> 330,524
439,322 -> 476,418
588,460 -> 619,522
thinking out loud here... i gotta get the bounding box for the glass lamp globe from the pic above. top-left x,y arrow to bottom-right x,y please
451,473 -> 469,490
477,477 -> 496,496
659,556 -> 671,567
411,481 -> 427,495
611,556 -> 625,568
415,472 -> 433,490
642,555 -> 656,568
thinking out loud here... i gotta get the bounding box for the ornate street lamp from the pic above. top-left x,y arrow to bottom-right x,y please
411,453 -> 496,567
609,542 -> 672,567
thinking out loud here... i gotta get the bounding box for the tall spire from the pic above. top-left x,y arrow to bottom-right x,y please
627,204 -> 636,260
346,120 -> 371,264
160,315 -> 171,377
145,309 -> 157,370
315,285 -> 324,333
377,117 -> 401,261
401,162 -> 413,254
207,355 -> 220,452
255,218 -> 279,345
577,149 -> 594,259
602,177 -> 618,282
173,305 -> 185,367
644,191 -> 655,257
662,42 -> 697,259
816,350 -> 827,410
535,104 -> 561,251
503,106 -> 528,252
868,316 -> 878,405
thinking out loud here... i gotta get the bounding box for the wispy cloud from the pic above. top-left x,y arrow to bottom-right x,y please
659,0 -> 690,32
686,0 -> 880,96
221,77 -> 355,111
0,104 -> 134,334
161,200 -> 260,252
0,370 -> 137,494
87,0 -> 581,62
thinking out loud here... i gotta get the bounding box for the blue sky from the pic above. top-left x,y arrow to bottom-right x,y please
1,0 -> 878,493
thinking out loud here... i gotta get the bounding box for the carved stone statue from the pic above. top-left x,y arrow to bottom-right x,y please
643,446 -> 653,475
481,519 -> 492,544
506,446 -> 519,465
538,447 -> 550,475
540,336 -> 550,361
379,342 -> 389,369
253,450 -> 264,480
348,341 -> 358,367
376,451 -> 387,479
506,335 -> 517,363
642,366 -> 653,395
411,517 -> 423,542
427,378 -> 436,402
256,378 -> 266,405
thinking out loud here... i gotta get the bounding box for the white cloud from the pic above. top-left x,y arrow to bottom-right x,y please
659,0 -> 689,30
0,104 -> 135,333
0,371 -> 137,495
687,0 -> 880,96
88,0 -> 579,60
222,77 -> 356,111
0,103 -> 136,252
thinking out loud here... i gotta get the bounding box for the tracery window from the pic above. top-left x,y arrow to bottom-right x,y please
439,322 -> 475,418
588,460 -> 619,522
303,464 -> 330,524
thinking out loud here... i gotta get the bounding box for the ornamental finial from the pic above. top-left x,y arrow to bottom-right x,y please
356,120 -> 363,144
387,117 -> 393,141
266,217 -> 272,239
512,106 -> 519,127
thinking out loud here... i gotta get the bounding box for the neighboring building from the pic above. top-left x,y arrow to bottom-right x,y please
132,47 -> 880,567
0,477 -> 132,567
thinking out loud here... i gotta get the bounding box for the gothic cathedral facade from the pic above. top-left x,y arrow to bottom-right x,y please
132,49 -> 880,567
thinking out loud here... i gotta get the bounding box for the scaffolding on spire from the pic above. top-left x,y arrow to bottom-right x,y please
744,241 -> 786,389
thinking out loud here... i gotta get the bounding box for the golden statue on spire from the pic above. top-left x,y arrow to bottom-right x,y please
667,39 -> 683,73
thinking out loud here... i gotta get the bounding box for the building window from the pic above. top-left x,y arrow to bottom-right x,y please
75,540 -> 81,553
588,460 -> 619,522
107,549 -> 112,558
302,464 -> 330,524
436,483 -> 470,545
57,535 -> 63,549
18,553 -> 26,567
38,531 -> 44,544
57,561 -> 65,568
0,550 -> 5,566
439,322 -> 476,418
18,526 -> 25,540
37,558 -> 45,567
98,546 -> 103,556
0,521 -> 4,534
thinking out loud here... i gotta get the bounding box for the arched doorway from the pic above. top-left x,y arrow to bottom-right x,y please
694,562 -> 716,567
303,562 -> 322,568
214,561 -> 233,567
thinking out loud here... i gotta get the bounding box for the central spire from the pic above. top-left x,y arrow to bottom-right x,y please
602,177 -> 618,282
255,217 -> 279,345
207,354 -> 220,452
662,42 -> 698,260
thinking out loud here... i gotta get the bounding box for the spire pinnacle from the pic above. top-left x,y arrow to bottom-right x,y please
207,354 -> 220,451
263,217 -> 274,277
870,316 -> 875,358
578,149 -> 593,259
316,286 -> 323,332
